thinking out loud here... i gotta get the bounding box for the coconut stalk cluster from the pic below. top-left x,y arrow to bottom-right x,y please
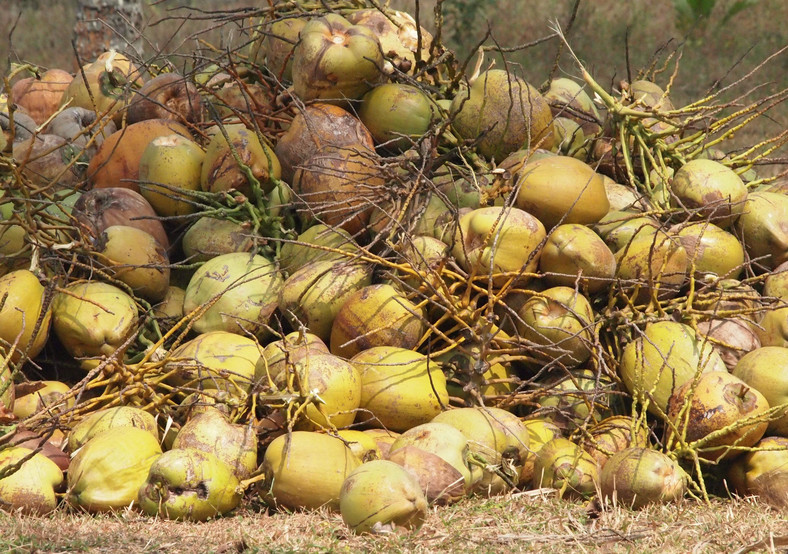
0,0 -> 787,531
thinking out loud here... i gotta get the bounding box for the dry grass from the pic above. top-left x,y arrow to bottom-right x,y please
0,494 -> 786,553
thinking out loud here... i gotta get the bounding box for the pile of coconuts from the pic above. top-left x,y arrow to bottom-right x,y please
0,0 -> 787,533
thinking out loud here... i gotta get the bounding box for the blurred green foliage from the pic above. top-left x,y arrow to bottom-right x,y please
672,0 -> 759,32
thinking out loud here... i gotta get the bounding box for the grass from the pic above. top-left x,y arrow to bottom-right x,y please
0,494 -> 786,553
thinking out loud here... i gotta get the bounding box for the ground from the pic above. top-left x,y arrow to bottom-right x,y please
2,493 -> 787,553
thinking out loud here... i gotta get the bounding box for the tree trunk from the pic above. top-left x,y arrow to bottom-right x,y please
73,0 -> 144,64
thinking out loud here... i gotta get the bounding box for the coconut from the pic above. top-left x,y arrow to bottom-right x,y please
764,261 -> 788,299
200,123 -> 280,197
340,460 -> 428,534
12,380 -> 72,420
138,133 -> 204,217
126,72 -> 202,125
666,371 -> 769,461
437,348 -> 517,404
272,353 -> 362,430
603,179 -> 653,212
51,281 -> 138,361
183,252 -> 282,339
152,285 -> 186,333
433,407 -> 529,495
594,211 -> 660,252
172,408 -> 257,480
335,430 -> 382,462
87,119 -> 191,193
165,331 -> 264,395
387,421 -> 478,501
364,428 -> 400,459
385,445 -> 467,505
735,191 -> 788,272
600,447 -> 686,509
181,217 -> 255,263
671,222 -> 745,279
292,145 -> 385,237
359,83 -> 437,151
249,16 -> 307,82
516,287 -> 595,370
275,103 -> 374,184
544,77 -> 601,136
534,368 -> 613,431
350,346 -> 448,432
279,259 -> 373,342
278,223 -> 360,275
138,448 -> 242,521
519,419 -> 563,486
0,446 -> 63,515
45,106 -> 115,158
619,321 -> 726,415
452,206 -> 546,285
732,346 -> 788,436
451,69 -> 553,161
13,134 -> 84,191
696,318 -> 761,371
93,225 -> 170,302
261,431 -> 361,511
292,14 -> 384,103
67,427 -> 162,513
756,305 -> 788,348
68,406 -> 158,452
330,284 -> 426,359
72,187 -> 169,251
581,415 -> 650,468
727,436 -> 788,509
670,159 -> 748,229
346,8 -> 432,74
615,229 -> 689,303
0,269 -> 51,363
532,438 -> 598,499
260,331 -> 329,383
539,223 -> 617,294
515,155 -> 609,230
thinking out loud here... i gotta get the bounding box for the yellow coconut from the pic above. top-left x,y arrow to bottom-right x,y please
0,269 -> 52,363
350,346 -> 448,432
51,281 -> 138,360
67,426 -> 162,512
619,321 -> 726,416
515,155 -> 609,230
138,448 -> 242,521
67,405 -> 158,452
330,283 -> 426,359
0,446 -> 64,515
340,459 -> 428,534
165,330 -> 264,395
261,431 -> 361,511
